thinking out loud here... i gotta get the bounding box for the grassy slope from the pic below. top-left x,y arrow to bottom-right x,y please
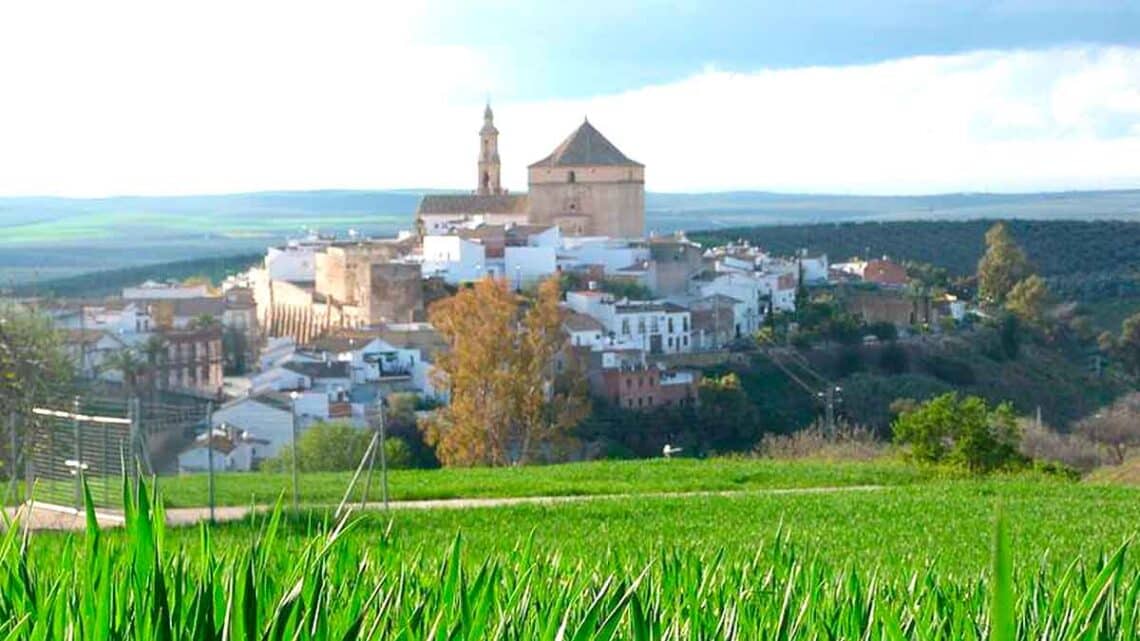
152,458 -> 934,508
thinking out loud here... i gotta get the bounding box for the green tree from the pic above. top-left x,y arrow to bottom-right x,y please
977,222 -> 1031,306
1119,313 -> 1140,377
892,392 -> 1022,473
695,373 -> 762,453
103,348 -> 148,395
267,421 -> 411,472
221,326 -> 249,375
1005,275 -> 1051,327
190,314 -> 221,330
0,302 -> 74,444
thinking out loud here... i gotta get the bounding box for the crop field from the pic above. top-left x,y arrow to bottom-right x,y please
5,464 -> 1140,638
153,457 -> 938,508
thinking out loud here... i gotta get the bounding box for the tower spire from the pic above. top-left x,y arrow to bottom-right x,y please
477,103 -> 502,195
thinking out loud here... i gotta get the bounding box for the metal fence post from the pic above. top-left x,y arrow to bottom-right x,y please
72,396 -> 82,510
5,411 -> 19,506
290,394 -> 300,511
205,401 -> 215,524
128,397 -> 139,484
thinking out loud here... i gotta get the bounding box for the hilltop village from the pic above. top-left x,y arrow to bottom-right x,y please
32,107 -> 963,471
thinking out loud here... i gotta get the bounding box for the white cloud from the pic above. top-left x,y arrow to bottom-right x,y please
494,46 -> 1140,195
0,3 -> 1137,197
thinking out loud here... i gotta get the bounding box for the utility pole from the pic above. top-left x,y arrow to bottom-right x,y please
825,386 -> 835,437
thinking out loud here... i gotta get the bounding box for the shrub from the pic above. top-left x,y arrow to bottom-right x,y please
1018,419 -> 1107,473
1076,393 -> 1140,465
866,321 -> 898,342
920,354 -> 977,385
878,342 -> 908,374
891,393 -> 1024,473
755,421 -> 887,461
265,421 -> 412,472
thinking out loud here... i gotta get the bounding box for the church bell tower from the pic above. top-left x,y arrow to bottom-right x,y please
477,103 -> 502,195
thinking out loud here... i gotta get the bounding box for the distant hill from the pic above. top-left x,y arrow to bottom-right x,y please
3,188 -> 1140,286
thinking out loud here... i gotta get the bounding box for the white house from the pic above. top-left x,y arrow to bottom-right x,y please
210,396 -> 295,462
564,311 -> 607,348
698,272 -> 767,336
177,426 -> 269,473
259,336 -> 297,371
504,246 -> 557,287
558,237 -> 650,274
307,335 -> 421,385
421,235 -> 487,284
265,236 -> 333,282
567,291 -> 691,355
123,281 -> 210,300
249,365 -> 311,395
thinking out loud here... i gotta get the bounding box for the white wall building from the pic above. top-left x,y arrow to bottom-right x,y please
504,246 -> 557,287
558,237 -> 650,274
210,397 -> 294,462
567,292 -> 691,355
421,235 -> 487,284
265,237 -> 333,282
123,281 -> 210,300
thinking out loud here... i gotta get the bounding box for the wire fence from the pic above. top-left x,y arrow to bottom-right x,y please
8,393 -> 210,510
6,392 -> 391,521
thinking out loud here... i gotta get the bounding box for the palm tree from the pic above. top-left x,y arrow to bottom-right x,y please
143,334 -> 167,367
190,314 -> 221,331
103,348 -> 147,396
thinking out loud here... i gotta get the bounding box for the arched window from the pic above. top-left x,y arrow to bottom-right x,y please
568,170 -> 576,183
482,172 -> 490,191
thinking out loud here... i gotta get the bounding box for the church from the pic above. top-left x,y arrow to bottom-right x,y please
416,105 -> 645,238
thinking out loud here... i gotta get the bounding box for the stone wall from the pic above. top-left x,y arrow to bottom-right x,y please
357,263 -> 424,325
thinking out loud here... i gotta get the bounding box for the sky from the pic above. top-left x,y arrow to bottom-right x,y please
0,0 -> 1138,197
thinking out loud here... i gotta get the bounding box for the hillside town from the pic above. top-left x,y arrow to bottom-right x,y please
24,107 -> 969,472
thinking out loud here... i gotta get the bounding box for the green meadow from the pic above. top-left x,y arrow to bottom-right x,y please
7,459 -> 1140,638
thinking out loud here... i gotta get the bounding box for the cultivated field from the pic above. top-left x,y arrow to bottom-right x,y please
5,459 -> 1140,638
154,458 -> 935,508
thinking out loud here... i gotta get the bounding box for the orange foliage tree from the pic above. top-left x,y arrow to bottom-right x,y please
423,276 -> 590,466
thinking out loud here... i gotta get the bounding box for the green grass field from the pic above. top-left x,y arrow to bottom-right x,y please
9,463 -> 1140,639
153,457 -> 939,508
12,457 -> 935,508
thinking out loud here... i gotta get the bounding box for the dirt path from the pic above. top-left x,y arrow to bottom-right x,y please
7,485 -> 884,531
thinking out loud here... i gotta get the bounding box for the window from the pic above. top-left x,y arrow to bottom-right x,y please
626,378 -> 632,389
621,319 -> 630,335
568,170 -> 576,183
683,317 -> 689,332
627,398 -> 633,408
668,337 -> 674,348
683,336 -> 688,347
637,318 -> 646,334
648,396 -> 653,406
668,318 -> 674,333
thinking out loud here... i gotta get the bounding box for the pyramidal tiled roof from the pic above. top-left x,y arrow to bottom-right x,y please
529,120 -> 642,168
